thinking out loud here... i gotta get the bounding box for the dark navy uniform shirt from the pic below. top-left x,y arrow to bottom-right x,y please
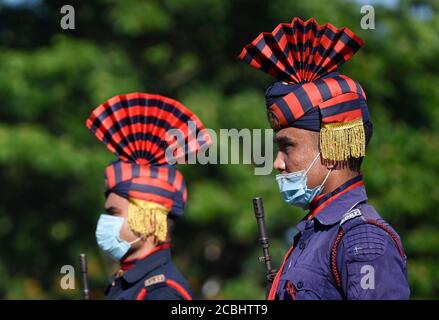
269,174 -> 410,300
105,243 -> 194,300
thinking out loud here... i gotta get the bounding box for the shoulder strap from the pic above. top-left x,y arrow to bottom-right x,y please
164,279 -> 193,300
135,274 -> 192,300
135,274 -> 166,300
330,210 -> 406,290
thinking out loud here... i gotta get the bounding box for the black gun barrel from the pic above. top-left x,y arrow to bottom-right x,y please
79,253 -> 90,300
252,197 -> 276,282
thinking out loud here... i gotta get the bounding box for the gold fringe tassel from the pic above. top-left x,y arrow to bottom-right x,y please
127,200 -> 169,242
320,119 -> 366,162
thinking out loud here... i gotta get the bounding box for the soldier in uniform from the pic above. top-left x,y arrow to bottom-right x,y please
86,92 -> 210,300
239,18 -> 410,299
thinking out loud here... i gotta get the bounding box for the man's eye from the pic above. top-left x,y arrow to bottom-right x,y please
105,207 -> 119,216
280,143 -> 293,153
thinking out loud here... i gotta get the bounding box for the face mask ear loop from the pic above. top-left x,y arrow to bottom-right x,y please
127,237 -> 142,246
305,152 -> 321,175
321,168 -> 332,187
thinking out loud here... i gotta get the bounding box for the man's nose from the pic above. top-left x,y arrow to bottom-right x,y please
273,152 -> 286,173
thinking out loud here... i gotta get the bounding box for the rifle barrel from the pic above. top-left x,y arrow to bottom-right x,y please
252,197 -> 275,282
79,253 -> 90,300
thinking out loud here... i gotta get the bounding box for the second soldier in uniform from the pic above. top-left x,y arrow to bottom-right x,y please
86,92 -> 210,300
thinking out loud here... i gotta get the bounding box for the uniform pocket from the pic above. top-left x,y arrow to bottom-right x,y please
280,266 -> 327,300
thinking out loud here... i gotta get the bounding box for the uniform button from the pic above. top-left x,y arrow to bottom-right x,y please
299,242 -> 306,250
297,281 -> 304,289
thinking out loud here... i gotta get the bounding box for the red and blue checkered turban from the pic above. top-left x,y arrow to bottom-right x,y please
86,92 -> 210,218
239,17 -> 369,162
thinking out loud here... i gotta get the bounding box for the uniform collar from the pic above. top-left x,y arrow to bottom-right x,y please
118,243 -> 172,283
306,174 -> 367,226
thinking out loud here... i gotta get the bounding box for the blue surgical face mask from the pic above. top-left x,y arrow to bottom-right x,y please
276,153 -> 332,210
95,214 -> 141,261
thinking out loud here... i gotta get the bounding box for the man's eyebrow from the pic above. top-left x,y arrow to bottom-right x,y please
274,135 -> 295,145
104,206 -> 121,215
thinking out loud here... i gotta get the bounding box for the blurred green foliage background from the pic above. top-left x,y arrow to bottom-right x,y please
0,0 -> 438,299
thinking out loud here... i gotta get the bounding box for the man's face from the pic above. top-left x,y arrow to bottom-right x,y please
104,193 -> 142,247
273,127 -> 329,188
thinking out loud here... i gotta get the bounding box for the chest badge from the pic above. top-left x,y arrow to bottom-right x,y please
144,274 -> 166,287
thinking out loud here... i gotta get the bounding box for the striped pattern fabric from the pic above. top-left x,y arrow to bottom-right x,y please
239,17 -> 364,84
86,92 -> 209,165
86,92 -> 209,217
269,73 -> 368,127
104,162 -> 187,217
238,17 -> 368,128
